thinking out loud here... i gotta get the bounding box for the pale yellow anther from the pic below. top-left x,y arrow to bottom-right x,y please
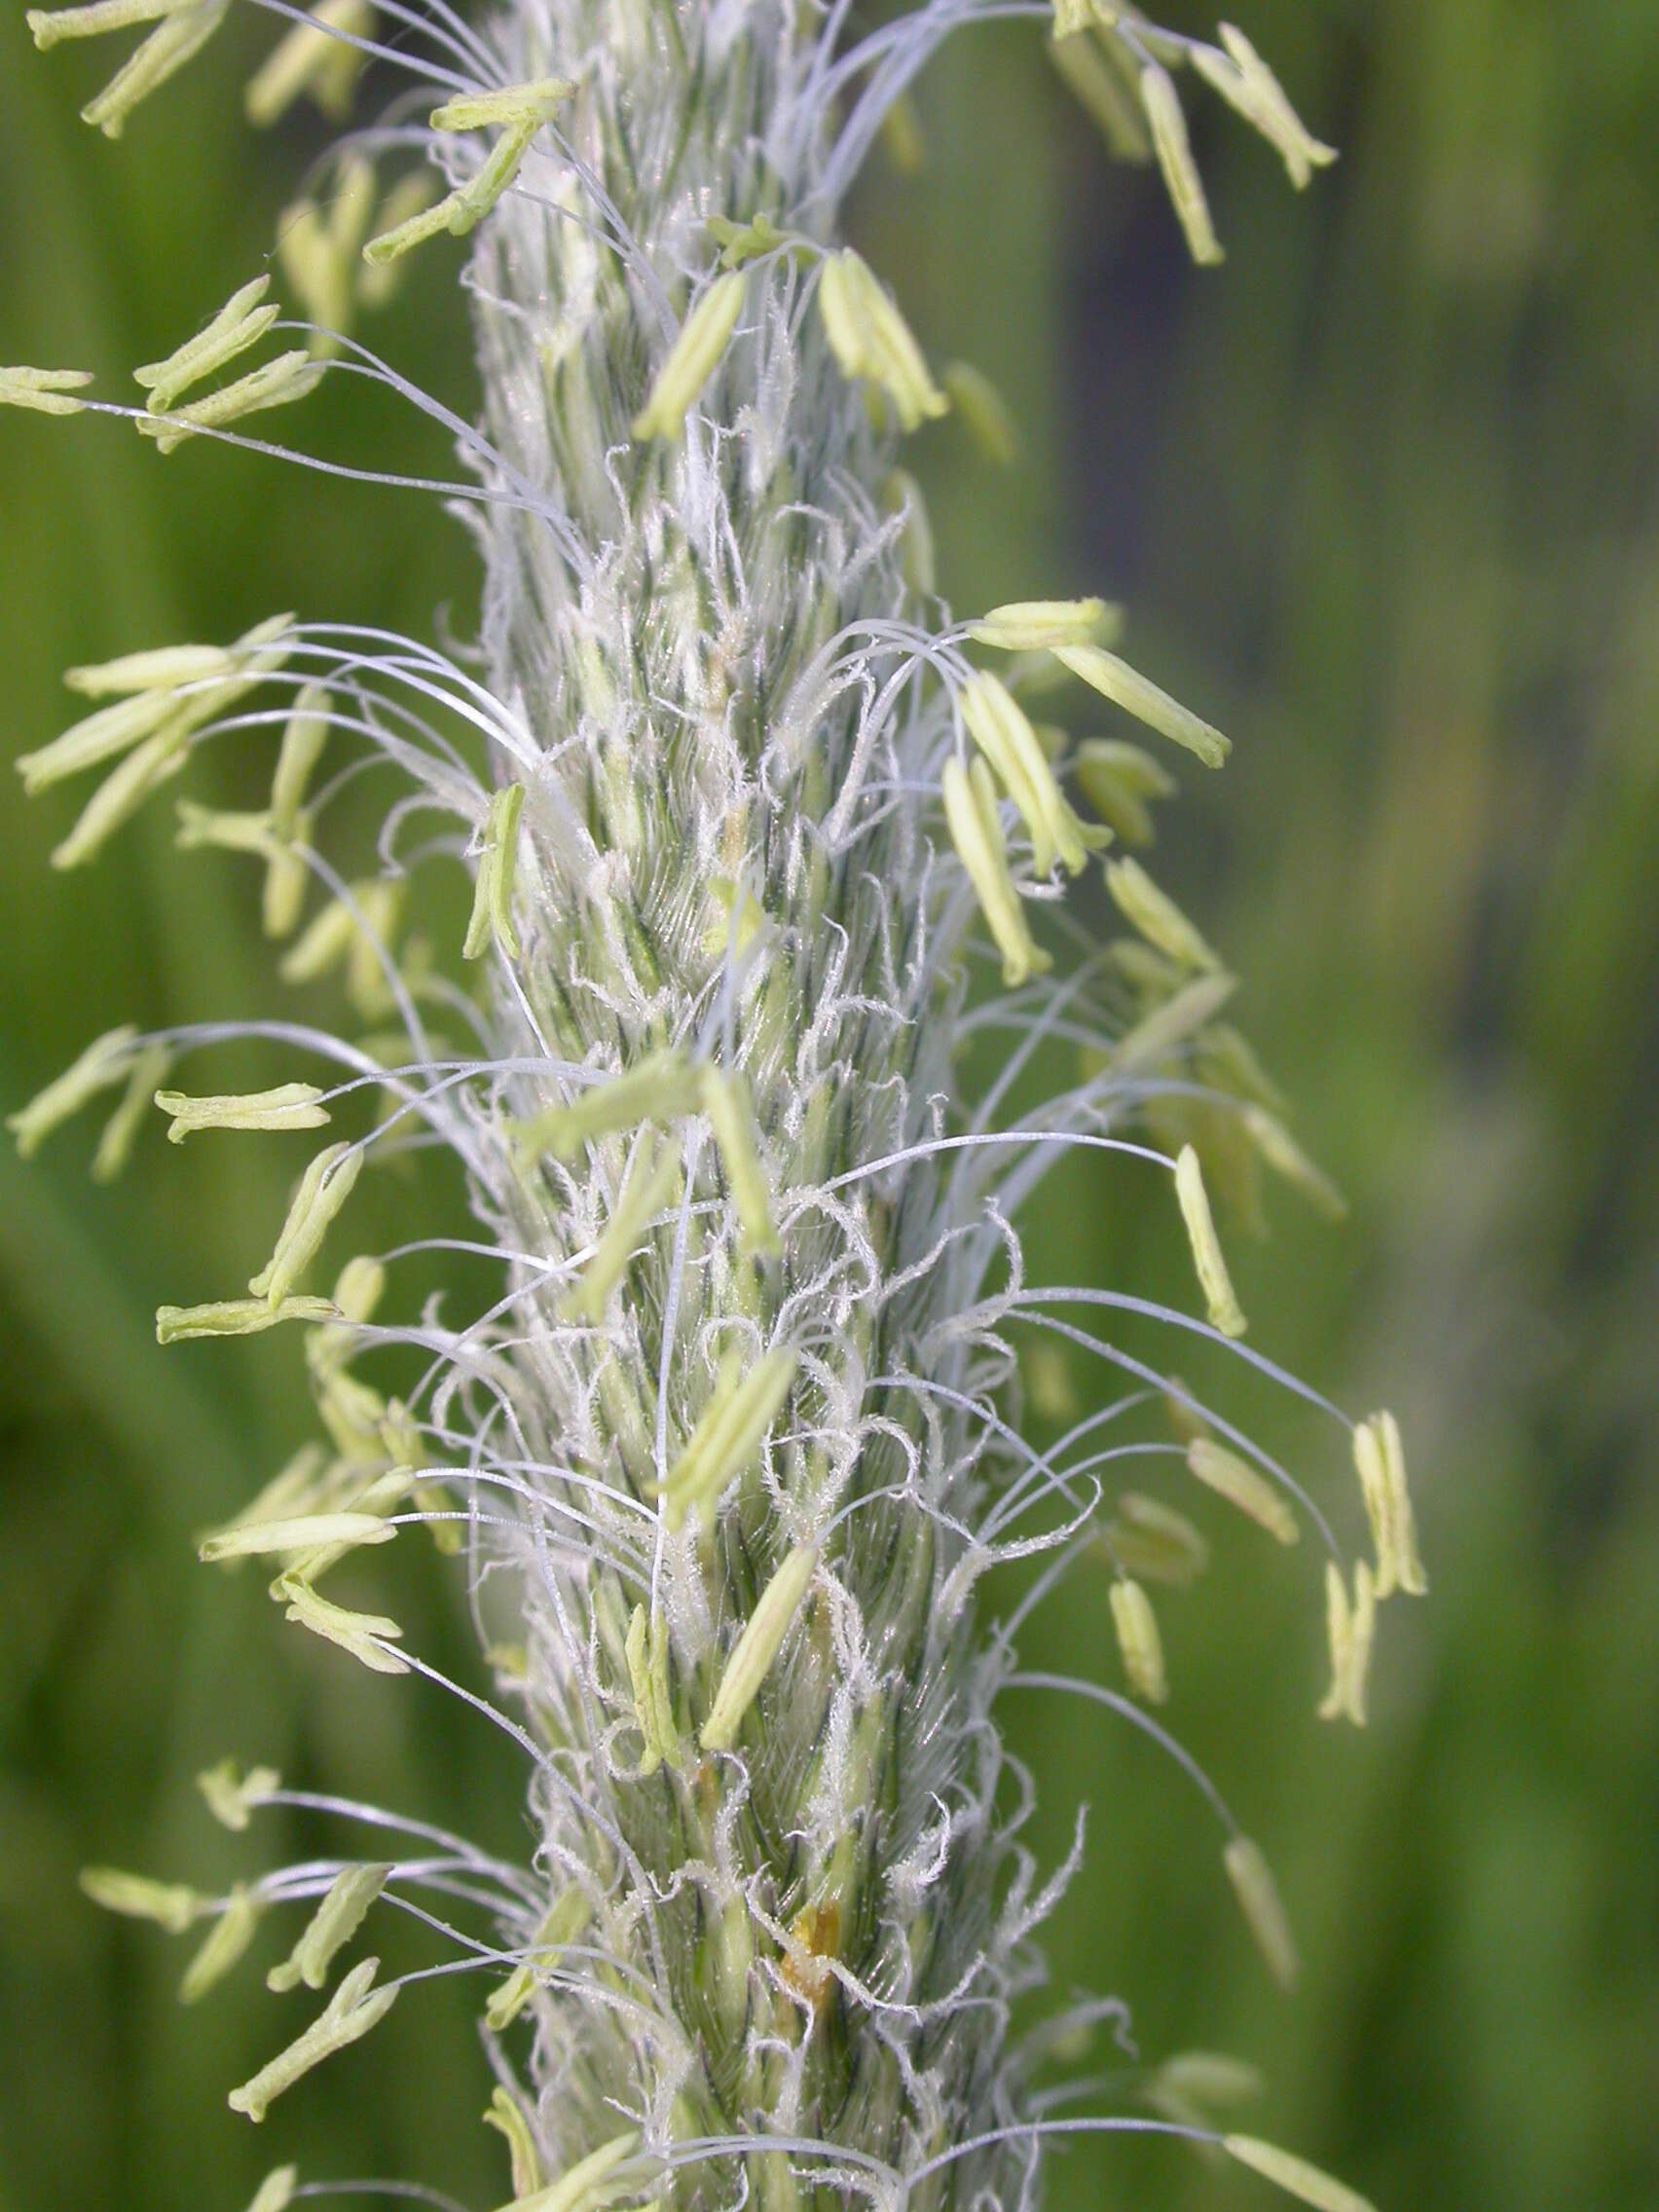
881,467 -> 938,595
484,1888 -> 590,2032
1241,1103 -> 1346,1221
706,211 -> 787,270
284,1467 -> 407,1583
1109,1576 -> 1168,1704
306,1 -> 372,116
1377,1409 -> 1426,1596
940,755 -> 1051,988
27,0 -> 191,48
700,1542 -> 819,1751
375,1403 -> 420,1479
198,1758 -> 280,1831
100,1044 -> 169,1185
313,1369 -> 390,1463
20,612 -> 291,807
1352,1411 -> 1425,1600
0,365 -> 94,415
504,2130 -> 641,2212
229,1956 -> 399,2120
174,801 -> 281,858
245,0 -> 373,129
263,1449 -> 352,1530
1174,1143 -> 1247,1338
363,110 -> 544,262
1070,737 -> 1176,846
267,1862 -> 389,1992
7,1024 -> 139,1159
278,879 -> 404,1018
1105,856 -> 1221,974
817,248 -> 949,433
701,875 -> 767,960
199,1511 -> 393,1566
660,1344 -> 798,1531
357,173 -> 442,306
484,2086 -> 544,2198
278,160 -> 378,349
331,1254 -> 386,1323
179,1883 -> 263,2004
631,269 -> 747,442
276,889 -> 357,984
157,1294 -> 339,1345
700,1063 -> 780,1257
1140,63 -> 1225,266
1162,1381 -> 1212,1449
1186,1436 -> 1298,1544
1052,643 -> 1230,766
362,184 -> 458,268
374,1400 -> 461,1558
429,76 -> 573,130
254,830 -> 305,939
79,1866 -> 204,1932
1023,1339 -> 1077,1420
1318,1560 -> 1375,1726
1222,2137 -> 1376,2212
137,350 -> 326,454
1048,23 -> 1153,163
962,670 -> 1108,877
300,1266 -> 383,1387
156,1082 -> 330,1144
272,684 -> 330,832
1151,2049 -> 1265,2119
250,1140 -> 363,1306
1113,934 -> 1193,993
514,1048 -> 702,1169
881,88 -> 926,172
1193,27 -> 1338,192
1112,970 -> 1235,1075
1351,1415 -> 1393,1598
462,781 -> 526,961
66,642 -> 233,697
942,360 -> 1019,467
1223,1834 -> 1298,1988
625,1604 -> 681,1775
308,1311 -> 381,1394
656,1346 -> 737,1506
276,1574 -> 409,1674
246,2168 -> 299,2212
322,1370 -> 390,1449
18,689 -> 182,794
224,1446 -> 330,1541
135,276 -> 277,414
1317,1559 -> 1353,1725
51,0 -> 228,137
560,1132 -> 682,1324
1101,1493 -> 1209,1585
51,727 -> 192,867
967,600 -> 1115,652
312,1309 -> 380,1397
1197,1022 -> 1286,1111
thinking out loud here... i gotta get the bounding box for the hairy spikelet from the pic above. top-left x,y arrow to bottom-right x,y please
9,6 -> 1413,2211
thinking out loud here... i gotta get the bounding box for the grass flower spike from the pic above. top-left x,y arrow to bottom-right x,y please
12,9 -> 1412,2212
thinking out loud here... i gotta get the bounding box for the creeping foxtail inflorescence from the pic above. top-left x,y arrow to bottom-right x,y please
10,4 -> 1414,2211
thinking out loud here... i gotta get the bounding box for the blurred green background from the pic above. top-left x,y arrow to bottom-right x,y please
2,5 -> 1654,2209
